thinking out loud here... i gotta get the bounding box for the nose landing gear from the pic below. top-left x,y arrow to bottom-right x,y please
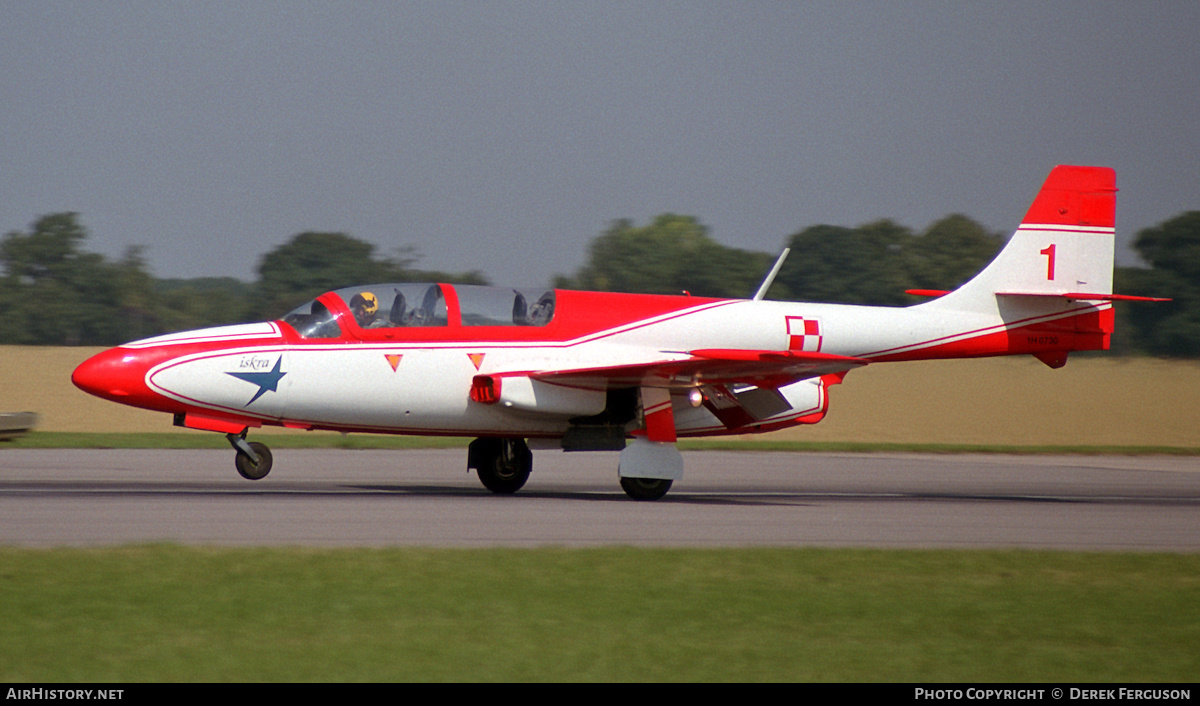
227,432 -> 273,480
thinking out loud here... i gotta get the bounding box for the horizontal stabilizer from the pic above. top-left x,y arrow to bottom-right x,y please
996,291 -> 1171,302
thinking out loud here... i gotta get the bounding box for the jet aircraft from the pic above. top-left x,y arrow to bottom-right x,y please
72,165 -> 1163,499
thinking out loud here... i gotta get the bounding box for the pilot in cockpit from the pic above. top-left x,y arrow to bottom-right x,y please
349,292 -> 387,328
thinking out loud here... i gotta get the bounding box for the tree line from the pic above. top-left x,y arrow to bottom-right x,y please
2,210 -> 1196,356
0,214 -> 485,346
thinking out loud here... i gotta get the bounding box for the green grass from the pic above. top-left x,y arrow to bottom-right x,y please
0,546 -> 1196,682
4,431 -> 1198,455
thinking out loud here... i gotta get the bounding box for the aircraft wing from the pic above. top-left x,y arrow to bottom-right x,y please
524,348 -> 869,390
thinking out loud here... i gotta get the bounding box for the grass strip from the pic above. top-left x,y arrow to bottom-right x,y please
0,546 -> 1197,682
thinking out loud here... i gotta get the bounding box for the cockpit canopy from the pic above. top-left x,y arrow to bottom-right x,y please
281,283 -> 556,339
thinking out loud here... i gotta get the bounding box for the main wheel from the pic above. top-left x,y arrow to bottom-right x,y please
234,441 -> 273,481
470,437 -> 532,494
619,476 -> 673,501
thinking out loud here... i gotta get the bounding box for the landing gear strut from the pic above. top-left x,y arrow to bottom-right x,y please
469,437 -> 532,494
228,432 -> 273,481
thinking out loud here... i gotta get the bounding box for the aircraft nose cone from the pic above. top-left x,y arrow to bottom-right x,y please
72,347 -> 145,401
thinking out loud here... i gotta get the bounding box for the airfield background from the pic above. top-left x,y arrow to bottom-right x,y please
2,208 -> 1199,448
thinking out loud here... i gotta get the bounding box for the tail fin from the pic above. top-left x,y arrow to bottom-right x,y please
924,165 -> 1117,367
937,165 -> 1116,308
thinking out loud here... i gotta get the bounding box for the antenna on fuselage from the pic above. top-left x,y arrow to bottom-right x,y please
752,247 -> 790,301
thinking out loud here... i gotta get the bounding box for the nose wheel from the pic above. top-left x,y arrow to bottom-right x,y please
227,432 -> 273,480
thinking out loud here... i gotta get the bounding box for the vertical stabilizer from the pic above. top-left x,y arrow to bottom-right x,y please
903,166 -> 1119,367
931,165 -> 1116,310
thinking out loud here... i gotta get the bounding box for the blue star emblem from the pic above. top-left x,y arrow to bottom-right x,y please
227,357 -> 287,406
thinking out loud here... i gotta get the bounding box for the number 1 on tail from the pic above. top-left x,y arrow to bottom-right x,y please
1040,244 -> 1056,281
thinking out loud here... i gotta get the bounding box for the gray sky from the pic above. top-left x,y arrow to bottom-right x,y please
3,1 -> 1198,288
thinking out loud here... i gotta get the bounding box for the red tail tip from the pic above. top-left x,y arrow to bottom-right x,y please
1021,165 -> 1116,228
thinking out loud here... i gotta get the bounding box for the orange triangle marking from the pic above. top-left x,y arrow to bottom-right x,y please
385,354 -> 402,372
468,353 -> 485,370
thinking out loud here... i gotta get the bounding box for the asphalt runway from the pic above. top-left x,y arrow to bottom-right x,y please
1,448 -> 1197,550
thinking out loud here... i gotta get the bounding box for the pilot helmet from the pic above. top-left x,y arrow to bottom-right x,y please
351,292 -> 379,315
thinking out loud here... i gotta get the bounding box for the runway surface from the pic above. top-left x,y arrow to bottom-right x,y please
1,448 -> 1197,550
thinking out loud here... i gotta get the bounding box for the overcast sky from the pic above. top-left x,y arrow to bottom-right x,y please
3,1 -> 1198,289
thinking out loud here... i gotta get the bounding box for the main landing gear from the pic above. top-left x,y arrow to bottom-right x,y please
468,436 -> 677,500
227,432 -> 273,481
618,477 -> 673,501
468,437 -> 532,494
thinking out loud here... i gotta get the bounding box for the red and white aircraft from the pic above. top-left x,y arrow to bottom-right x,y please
73,165 -> 1158,499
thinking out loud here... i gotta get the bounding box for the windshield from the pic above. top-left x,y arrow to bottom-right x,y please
282,284 -> 450,338
281,299 -> 344,339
